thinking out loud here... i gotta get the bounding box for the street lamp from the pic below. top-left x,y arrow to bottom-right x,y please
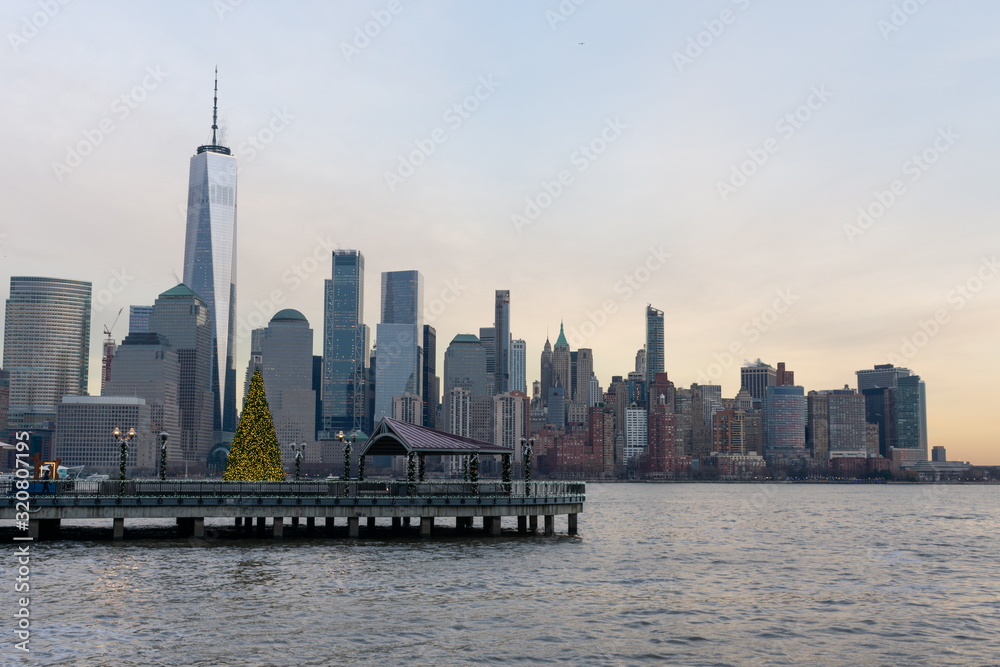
289,442 -> 307,481
159,431 -> 169,481
114,427 -> 136,494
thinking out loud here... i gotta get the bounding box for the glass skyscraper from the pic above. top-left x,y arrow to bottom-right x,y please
374,270 -> 423,423
494,290 -> 510,394
182,75 -> 238,433
3,277 -> 91,429
645,305 -> 664,387
322,250 -> 368,435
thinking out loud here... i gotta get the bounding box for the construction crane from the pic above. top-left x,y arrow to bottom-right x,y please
102,308 -> 124,394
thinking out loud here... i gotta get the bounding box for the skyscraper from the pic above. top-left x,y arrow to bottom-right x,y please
741,360 -> 776,401
442,334 -> 491,443
182,72 -> 239,433
422,324 -> 438,429
574,348 -> 594,404
551,323 -> 571,397
494,290 -> 510,394
322,249 -> 368,435
3,277 -> 91,430
374,270 -> 423,422
148,284 -> 214,469
539,337 -> 553,407
645,306 -> 664,386
763,385 -> 806,456
510,339 -> 527,396
128,305 -> 154,335
0,369 -> 10,434
261,309 -> 316,463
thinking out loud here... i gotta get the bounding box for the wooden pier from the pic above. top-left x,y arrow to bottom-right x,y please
2,479 -> 585,541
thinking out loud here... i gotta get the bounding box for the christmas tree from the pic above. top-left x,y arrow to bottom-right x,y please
223,369 -> 286,481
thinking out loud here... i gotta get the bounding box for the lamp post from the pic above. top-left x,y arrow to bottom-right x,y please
289,443 -> 307,481
114,427 -> 136,494
159,431 -> 169,481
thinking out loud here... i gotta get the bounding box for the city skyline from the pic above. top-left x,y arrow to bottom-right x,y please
1,2 -> 998,464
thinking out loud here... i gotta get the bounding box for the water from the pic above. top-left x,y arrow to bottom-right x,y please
5,483 -> 1000,666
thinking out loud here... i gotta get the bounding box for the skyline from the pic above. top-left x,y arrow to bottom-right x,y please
2,1 -> 999,463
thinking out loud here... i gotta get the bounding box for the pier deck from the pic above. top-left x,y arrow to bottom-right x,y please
2,479 -> 585,541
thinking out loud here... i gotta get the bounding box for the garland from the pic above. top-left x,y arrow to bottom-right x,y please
501,453 -> 512,494
407,451 -> 417,495
463,456 -> 469,482
358,454 -> 365,482
159,443 -> 167,481
523,442 -> 533,497
418,453 -> 426,482
470,453 -> 479,494
119,438 -> 128,495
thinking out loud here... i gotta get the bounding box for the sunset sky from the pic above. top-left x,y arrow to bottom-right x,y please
2,1 -> 998,463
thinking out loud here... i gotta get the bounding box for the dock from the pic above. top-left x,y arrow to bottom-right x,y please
2,479 -> 585,541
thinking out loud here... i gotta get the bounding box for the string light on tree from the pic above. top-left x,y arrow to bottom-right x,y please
223,370 -> 286,481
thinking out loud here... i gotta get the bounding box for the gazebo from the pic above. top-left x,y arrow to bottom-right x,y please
359,417 -> 511,459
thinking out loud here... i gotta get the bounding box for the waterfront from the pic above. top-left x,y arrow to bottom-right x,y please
5,483 -> 999,666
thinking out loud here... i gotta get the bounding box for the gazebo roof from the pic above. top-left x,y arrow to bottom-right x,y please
358,418 -> 512,457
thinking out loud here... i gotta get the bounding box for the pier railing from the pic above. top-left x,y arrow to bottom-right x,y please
5,479 -> 585,500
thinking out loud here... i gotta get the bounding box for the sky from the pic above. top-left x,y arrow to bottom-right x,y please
1,1 -> 998,463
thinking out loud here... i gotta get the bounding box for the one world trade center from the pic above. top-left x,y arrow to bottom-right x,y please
183,71 -> 238,434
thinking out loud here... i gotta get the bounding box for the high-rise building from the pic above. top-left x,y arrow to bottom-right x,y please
442,387 -> 472,439
510,339 -> 526,396
893,375 -> 923,457
374,270 -> 423,422
645,306 -> 664,386
741,360 -> 776,401
261,309 -> 317,464
827,389 -> 866,455
3,277 -> 91,430
148,284 -> 214,469
442,333 -> 491,443
244,327 -> 265,403
422,325 -> 438,429
635,347 -> 646,376
587,373 -> 602,408
494,290 -> 510,394
856,363 -> 911,392
763,385 -> 806,456
539,337 -> 553,407
494,390 -> 528,461
776,361 -> 795,387
104,332 -> 182,465
547,382 -> 566,429
54,396 -> 153,473
128,305 -> 154,335
0,369 -> 10,433
575,348 -> 594,404
551,323 -> 571,397
322,250 -> 368,435
625,406 -> 648,463
391,393 -> 422,425
182,73 -> 239,433
806,391 -> 830,461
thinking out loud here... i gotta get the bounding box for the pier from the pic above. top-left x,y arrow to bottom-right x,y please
2,479 -> 585,541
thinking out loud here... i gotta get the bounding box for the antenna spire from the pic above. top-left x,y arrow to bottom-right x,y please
211,66 -> 219,146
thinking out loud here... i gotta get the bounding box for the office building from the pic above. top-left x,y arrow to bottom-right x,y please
0,369 -> 8,433
763,385 -> 806,456
54,396 -> 153,474
856,363 -> 911,392
539,337 -> 553,407
494,390 -> 528,461
741,360 -> 776,401
422,325 -> 438,429
510,339 -> 526,396
645,306 -> 664,386
260,309 -> 317,464
624,406 -> 648,463
551,323 -> 571,398
575,348 -> 593,404
148,284 -> 214,469
442,333 -> 491,442
3,277 -> 91,430
128,305 -> 154,335
322,249 -> 369,435
392,393 -> 422,425
104,332 -> 182,465
182,73 -> 239,433
494,290 -> 510,394
374,270 -> 423,422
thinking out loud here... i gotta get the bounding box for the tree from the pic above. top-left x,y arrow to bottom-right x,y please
223,369 -> 286,481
